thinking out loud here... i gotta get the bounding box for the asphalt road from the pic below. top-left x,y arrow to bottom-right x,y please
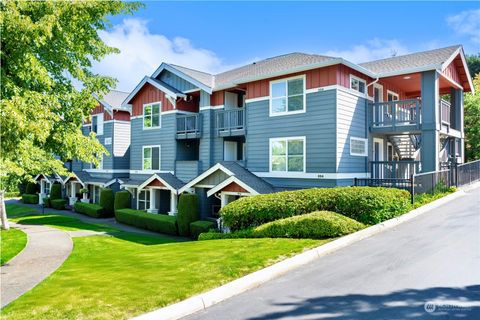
184,186 -> 480,320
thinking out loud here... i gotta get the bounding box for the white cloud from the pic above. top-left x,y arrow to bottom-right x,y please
94,19 -> 229,92
447,9 -> 480,45
323,39 -> 409,63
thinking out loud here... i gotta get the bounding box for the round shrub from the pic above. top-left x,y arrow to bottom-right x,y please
50,183 -> 62,200
99,188 -> 114,216
177,193 -> 199,237
114,191 -> 131,213
25,182 -> 37,194
252,211 -> 365,239
190,220 -> 216,240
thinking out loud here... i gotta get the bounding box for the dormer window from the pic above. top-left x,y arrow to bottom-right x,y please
270,75 -> 306,116
350,75 -> 366,94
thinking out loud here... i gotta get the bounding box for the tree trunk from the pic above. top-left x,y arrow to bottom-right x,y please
0,190 -> 10,230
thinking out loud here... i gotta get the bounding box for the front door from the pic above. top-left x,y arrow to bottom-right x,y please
373,138 -> 384,178
224,141 -> 238,161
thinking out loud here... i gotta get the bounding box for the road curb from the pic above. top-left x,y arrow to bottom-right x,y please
132,187 -> 470,320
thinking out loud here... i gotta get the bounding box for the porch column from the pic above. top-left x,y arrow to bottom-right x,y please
220,193 -> 228,208
39,180 -> 45,205
420,70 -> 440,172
147,188 -> 158,214
169,192 -> 178,216
81,184 -> 90,203
69,182 -> 77,206
452,88 -> 465,162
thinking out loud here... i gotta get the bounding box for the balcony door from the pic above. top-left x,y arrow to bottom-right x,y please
372,138 -> 384,178
373,84 -> 383,124
224,141 -> 238,161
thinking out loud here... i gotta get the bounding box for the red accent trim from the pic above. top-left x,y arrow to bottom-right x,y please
113,110 -> 131,121
221,182 -> 248,193
131,83 -> 175,116
147,179 -> 165,187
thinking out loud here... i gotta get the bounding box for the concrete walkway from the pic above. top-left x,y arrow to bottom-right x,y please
1,222 -> 73,308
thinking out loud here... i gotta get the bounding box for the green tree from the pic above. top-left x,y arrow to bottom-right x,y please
466,54 -> 480,77
0,0 -> 140,229
464,74 -> 480,161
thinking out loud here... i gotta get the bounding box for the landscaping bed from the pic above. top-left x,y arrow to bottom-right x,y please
115,209 -> 178,236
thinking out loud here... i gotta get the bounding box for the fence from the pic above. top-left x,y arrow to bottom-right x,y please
354,159 -> 480,203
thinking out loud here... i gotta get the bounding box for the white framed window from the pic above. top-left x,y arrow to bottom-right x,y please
350,137 -> 368,157
350,75 -> 366,94
91,113 -> 104,135
44,180 -> 51,195
269,137 -> 306,173
138,190 -> 150,211
143,102 -> 161,129
92,185 -> 101,204
387,90 -> 399,101
269,75 -> 306,116
104,137 -> 112,145
142,145 -> 160,170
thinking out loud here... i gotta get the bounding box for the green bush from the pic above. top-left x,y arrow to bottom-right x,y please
190,220 -> 216,240
177,193 -> 199,237
22,194 -> 39,204
43,196 -> 51,208
198,229 -> 255,241
25,182 -> 37,195
220,187 -> 411,231
50,183 -> 62,200
74,202 -> 104,218
4,192 -> 20,198
51,199 -> 67,210
99,188 -> 114,216
115,209 -> 178,235
114,191 -> 131,213
252,211 -> 365,239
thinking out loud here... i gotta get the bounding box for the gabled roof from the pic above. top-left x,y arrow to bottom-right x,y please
151,63 -> 213,94
93,90 -> 130,114
178,162 -> 274,195
64,171 -> 116,187
119,173 -> 184,193
169,64 -> 214,89
122,76 -> 186,106
34,173 -> 64,184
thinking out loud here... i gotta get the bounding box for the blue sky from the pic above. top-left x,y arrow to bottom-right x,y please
95,1 -> 480,91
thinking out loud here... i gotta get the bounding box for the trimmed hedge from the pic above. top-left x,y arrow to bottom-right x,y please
43,196 -> 51,208
74,202 -> 104,218
253,211 -> 365,239
190,220 -> 216,240
51,199 -> 67,210
114,191 -> 131,213
22,194 -> 39,204
50,183 -> 62,200
220,187 -> 411,231
198,229 -> 254,241
99,188 -> 114,216
177,193 -> 199,237
25,182 -> 37,195
115,209 -> 178,235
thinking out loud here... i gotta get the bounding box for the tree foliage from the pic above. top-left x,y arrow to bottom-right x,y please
464,74 -> 480,161
466,54 -> 480,77
0,0 -> 140,181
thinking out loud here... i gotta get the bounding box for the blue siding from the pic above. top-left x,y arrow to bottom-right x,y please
263,178 -> 338,189
101,122 -> 114,170
198,109 -> 224,172
175,161 -> 200,182
159,70 -> 196,92
246,90 -> 337,173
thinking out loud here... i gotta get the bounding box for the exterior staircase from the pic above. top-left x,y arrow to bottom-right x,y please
388,135 -> 421,160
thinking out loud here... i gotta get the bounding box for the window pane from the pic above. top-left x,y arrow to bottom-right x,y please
152,147 -> 160,170
288,79 -> 303,96
358,81 -> 365,93
288,140 -> 304,156
351,79 -> 359,91
271,140 -> 286,156
152,114 -> 160,127
288,156 -> 304,172
271,81 -> 286,98
144,105 -> 152,116
272,155 -> 286,172
152,104 -> 160,115
92,116 -> 97,133
146,190 -> 150,201
272,97 -> 286,113
144,115 -> 152,128
288,95 -> 303,111
143,148 -> 151,170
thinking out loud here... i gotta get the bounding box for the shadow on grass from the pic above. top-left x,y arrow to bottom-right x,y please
246,285 -> 480,320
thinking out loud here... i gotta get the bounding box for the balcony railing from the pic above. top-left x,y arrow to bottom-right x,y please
216,108 -> 245,136
371,99 -> 421,131
176,114 -> 201,139
370,160 -> 421,179
440,99 -> 451,126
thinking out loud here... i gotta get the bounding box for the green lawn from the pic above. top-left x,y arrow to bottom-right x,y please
12,214 -> 119,233
1,228 -> 27,265
1,231 -> 321,319
5,203 -> 37,218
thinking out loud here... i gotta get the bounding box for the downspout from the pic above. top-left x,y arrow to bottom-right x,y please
365,78 -> 379,176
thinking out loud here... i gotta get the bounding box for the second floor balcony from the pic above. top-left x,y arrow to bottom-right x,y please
216,108 -> 246,137
176,114 -> 202,139
370,99 -> 422,133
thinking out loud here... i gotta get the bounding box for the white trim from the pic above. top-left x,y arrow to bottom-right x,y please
129,169 -> 173,175
349,74 -> 367,96
91,113 -> 104,136
151,63 -> 213,94
183,88 -> 201,94
84,169 -> 129,174
206,176 -> 259,197
387,90 -> 399,101
194,184 -> 216,189
350,137 -> 368,157
131,115 -> 143,120
104,179 -> 117,187
373,137 -> 385,163
245,96 -> 269,104
162,109 -> 197,116
199,105 -> 224,111
439,72 -> 463,90
143,101 -> 162,130
121,76 -> 186,107
373,83 -> 384,102
269,136 -> 306,173
253,172 -> 370,179
376,64 -> 442,78
178,163 -> 235,194
142,145 -> 161,171
439,46 -> 474,93
269,75 -> 306,117
103,119 -> 131,125
137,174 -> 178,194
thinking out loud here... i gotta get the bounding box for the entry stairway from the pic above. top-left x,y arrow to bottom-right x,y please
388,134 -> 421,159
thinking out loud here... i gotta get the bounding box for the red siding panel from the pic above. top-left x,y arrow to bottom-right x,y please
131,83 -> 174,116
147,179 -> 165,187
211,91 -> 225,106
113,110 -> 131,121
221,182 -> 248,193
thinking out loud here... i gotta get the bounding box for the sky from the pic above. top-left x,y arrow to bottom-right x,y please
93,1 -> 480,92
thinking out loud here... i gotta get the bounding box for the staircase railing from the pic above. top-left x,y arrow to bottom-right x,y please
370,160 -> 421,179
371,99 -> 421,129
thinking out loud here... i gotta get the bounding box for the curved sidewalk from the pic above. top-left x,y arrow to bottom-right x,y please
1,222 -> 73,308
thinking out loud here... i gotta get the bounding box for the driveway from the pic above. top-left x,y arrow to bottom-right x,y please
184,186 -> 480,319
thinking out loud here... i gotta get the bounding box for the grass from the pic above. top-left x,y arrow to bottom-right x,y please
5,203 -> 37,218
1,233 -> 320,319
413,187 -> 457,208
12,214 -> 119,233
1,228 -> 27,265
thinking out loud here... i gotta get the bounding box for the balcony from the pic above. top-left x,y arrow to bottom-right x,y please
440,99 -> 451,126
370,160 -> 421,179
216,108 -> 246,137
370,99 -> 422,133
176,114 -> 201,139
